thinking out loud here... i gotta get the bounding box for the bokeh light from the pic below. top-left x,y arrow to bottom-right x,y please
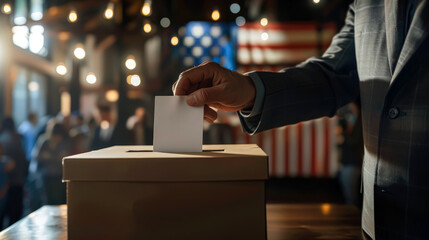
260,18 -> 268,27
68,10 -> 78,22
160,17 -> 171,28
104,4 -> 114,19
105,90 -> 119,102
28,81 -> 40,92
86,73 -> 97,84
100,120 -> 110,130
2,3 -> 12,14
56,64 -> 67,75
143,23 -> 152,33
73,46 -> 86,59
230,3 -> 240,14
261,32 -> 269,41
142,3 -> 151,16
235,16 -> 246,26
130,75 -> 141,86
321,203 -> 331,215
211,10 -> 220,21
171,36 -> 179,46
125,56 -> 136,70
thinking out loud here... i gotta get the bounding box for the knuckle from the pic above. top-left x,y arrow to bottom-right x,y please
206,61 -> 219,69
219,84 -> 228,92
178,72 -> 187,79
198,89 -> 210,102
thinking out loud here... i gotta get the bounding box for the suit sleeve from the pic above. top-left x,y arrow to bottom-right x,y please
239,3 -> 359,135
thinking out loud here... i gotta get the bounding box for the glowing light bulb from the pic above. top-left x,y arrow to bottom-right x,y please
68,10 -> 77,22
73,46 -> 86,59
125,56 -> 136,70
141,3 -> 151,16
2,3 -> 12,14
260,18 -> 268,26
56,64 -> 67,75
211,10 -> 220,21
105,90 -> 119,102
171,36 -> 179,46
313,0 -> 320,4
143,23 -> 152,33
104,3 -> 114,19
130,75 -> 141,86
86,73 -> 97,84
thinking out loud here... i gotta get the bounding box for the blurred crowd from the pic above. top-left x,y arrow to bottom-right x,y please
0,103 -> 151,230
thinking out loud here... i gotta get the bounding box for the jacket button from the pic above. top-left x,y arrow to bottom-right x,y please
388,106 -> 399,119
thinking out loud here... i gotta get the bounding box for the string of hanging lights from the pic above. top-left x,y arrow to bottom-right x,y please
0,0 -> 315,88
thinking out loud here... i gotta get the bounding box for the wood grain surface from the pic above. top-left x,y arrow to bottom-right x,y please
0,204 -> 362,240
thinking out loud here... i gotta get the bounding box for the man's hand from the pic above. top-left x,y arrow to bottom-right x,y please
172,62 -> 256,123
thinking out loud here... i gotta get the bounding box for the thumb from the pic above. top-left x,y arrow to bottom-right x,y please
187,86 -> 224,106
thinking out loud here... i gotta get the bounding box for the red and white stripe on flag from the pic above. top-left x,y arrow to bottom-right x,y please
232,117 -> 338,178
237,22 -> 337,65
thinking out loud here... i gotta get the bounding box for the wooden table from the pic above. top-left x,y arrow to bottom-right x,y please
0,204 -> 362,240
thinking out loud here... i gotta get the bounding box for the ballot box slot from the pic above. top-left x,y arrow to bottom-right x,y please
126,149 -> 225,153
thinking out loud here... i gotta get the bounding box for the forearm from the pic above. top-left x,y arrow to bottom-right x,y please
239,62 -> 348,134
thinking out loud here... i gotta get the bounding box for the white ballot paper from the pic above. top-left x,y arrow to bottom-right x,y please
153,96 -> 203,152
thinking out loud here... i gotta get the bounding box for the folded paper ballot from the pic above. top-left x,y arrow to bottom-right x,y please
153,96 -> 203,152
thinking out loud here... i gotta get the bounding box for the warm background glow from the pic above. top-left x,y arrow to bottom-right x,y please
142,3 -> 151,16
86,73 -> 97,84
171,36 -> 179,46
68,10 -> 77,22
125,56 -> 137,70
143,23 -> 152,33
1,3 -> 12,14
260,17 -> 268,26
211,10 -> 220,21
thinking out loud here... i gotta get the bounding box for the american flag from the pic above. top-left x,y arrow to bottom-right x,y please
237,22 -> 337,71
178,21 -> 237,70
231,117 -> 338,178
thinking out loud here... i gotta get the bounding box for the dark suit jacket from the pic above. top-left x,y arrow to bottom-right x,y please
91,125 -> 133,151
240,1 -> 429,239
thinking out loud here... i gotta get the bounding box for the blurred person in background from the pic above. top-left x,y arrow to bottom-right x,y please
34,123 -> 69,205
69,132 -> 89,155
18,112 -> 38,161
126,107 -> 147,145
0,118 -> 28,228
0,144 -> 15,230
69,113 -> 90,154
337,102 -> 363,206
85,117 -> 97,150
91,103 -> 132,150
69,112 -> 90,136
27,117 -> 56,211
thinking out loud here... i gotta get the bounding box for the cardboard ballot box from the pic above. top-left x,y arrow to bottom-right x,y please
62,144 -> 268,240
